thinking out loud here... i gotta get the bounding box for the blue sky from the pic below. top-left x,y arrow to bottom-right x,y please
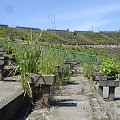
0,0 -> 120,31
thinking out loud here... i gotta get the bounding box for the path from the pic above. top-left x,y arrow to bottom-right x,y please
27,72 -> 116,120
47,75 -> 93,120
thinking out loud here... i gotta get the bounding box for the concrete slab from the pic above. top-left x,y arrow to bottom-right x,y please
4,75 -> 21,82
0,81 -> 30,120
0,81 -> 23,109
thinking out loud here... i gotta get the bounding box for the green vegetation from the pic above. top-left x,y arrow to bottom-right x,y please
0,26 -> 60,44
99,58 -> 120,76
55,65 -> 73,85
83,62 -> 93,78
0,25 -> 120,94
37,48 -> 64,75
0,38 -> 100,78
78,32 -> 114,44
101,31 -> 120,44
0,26 -> 120,45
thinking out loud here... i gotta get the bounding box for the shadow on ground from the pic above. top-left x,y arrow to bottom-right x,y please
51,99 -> 77,107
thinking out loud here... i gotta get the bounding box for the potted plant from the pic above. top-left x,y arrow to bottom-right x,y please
99,58 -> 120,80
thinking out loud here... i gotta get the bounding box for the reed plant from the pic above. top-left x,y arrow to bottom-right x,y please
0,38 -> 15,53
83,62 -> 93,79
14,44 -> 41,94
37,48 -> 64,75
0,38 -> 102,90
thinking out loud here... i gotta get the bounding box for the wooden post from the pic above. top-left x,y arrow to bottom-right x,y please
108,87 -> 115,101
98,86 -> 103,97
41,85 -> 50,108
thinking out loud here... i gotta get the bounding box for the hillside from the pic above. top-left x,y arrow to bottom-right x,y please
0,25 -> 120,45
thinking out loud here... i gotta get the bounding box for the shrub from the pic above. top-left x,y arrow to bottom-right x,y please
99,58 -> 120,76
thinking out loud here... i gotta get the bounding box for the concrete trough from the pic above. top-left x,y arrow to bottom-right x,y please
0,81 -> 30,120
99,79 -> 119,87
29,74 -> 56,85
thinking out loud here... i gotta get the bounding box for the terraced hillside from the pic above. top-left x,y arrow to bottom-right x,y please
47,30 -> 120,45
0,25 -> 120,45
100,31 -> 120,44
76,31 -> 116,44
47,30 -> 94,45
0,26 -> 60,44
